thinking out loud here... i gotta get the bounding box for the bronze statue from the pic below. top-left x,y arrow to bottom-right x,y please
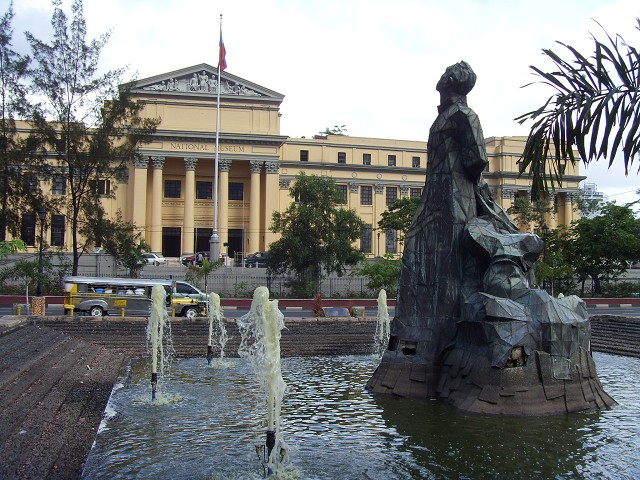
367,61 -> 614,415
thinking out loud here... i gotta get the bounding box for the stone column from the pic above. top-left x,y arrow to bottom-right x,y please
563,192 -> 574,226
375,183 -> 384,256
132,157 -> 149,238
150,156 -> 165,253
264,161 -> 279,249
182,157 -> 197,255
501,187 -> 515,212
248,160 -> 262,253
218,159 -> 232,254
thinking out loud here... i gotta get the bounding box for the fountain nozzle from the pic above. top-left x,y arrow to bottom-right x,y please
266,429 -> 276,456
206,345 -> 213,365
151,372 -> 158,401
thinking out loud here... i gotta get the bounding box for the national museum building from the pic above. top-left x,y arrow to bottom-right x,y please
13,64 -> 585,260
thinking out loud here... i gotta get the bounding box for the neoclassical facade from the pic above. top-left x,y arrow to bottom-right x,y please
13,64 -> 585,260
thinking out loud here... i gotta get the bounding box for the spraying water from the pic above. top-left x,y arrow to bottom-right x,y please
207,292 -> 228,364
147,285 -> 172,401
373,289 -> 391,357
237,286 -> 288,476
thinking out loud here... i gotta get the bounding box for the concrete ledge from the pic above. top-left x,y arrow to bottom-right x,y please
0,315 -> 30,337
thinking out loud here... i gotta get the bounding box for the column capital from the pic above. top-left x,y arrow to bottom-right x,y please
249,160 -> 263,174
150,156 -> 165,169
219,159 -> 232,172
501,188 -> 515,199
349,182 -> 359,193
400,184 -> 410,196
375,183 -> 384,194
133,157 -> 149,169
279,179 -> 291,190
184,157 -> 198,171
265,161 -> 279,174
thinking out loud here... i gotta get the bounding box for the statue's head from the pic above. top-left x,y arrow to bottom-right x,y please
436,61 -> 476,96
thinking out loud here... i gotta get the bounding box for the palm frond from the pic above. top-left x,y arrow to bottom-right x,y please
516,18 -> 640,199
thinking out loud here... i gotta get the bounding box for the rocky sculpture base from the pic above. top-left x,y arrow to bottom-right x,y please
367,292 -> 616,415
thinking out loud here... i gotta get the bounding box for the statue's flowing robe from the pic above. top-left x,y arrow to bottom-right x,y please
392,101 -> 489,366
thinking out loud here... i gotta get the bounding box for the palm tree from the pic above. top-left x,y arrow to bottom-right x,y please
515,18 -> 640,199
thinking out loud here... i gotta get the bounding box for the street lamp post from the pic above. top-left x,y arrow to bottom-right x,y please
36,209 -> 47,296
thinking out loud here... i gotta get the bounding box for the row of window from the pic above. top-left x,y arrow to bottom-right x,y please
20,214 -> 65,247
359,226 -> 398,254
300,150 -> 422,168
165,180 -> 245,200
336,185 -> 422,206
20,174 -> 110,197
19,214 -> 400,256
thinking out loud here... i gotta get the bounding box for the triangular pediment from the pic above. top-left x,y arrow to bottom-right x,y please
127,63 -> 284,102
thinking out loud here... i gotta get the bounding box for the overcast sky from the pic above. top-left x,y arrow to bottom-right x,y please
10,0 -> 640,207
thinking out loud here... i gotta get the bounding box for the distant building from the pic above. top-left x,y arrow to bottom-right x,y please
9,64 -> 586,259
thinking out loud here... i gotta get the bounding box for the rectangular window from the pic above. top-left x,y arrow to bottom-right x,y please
337,184 -> 347,205
51,215 -> 65,247
52,175 -> 66,195
300,150 -> 309,162
386,228 -> 397,254
164,179 -> 181,198
412,156 -> 421,168
196,181 -> 212,199
229,182 -> 244,200
337,152 -> 346,164
21,213 -> 36,247
23,173 -> 38,193
388,155 -> 396,167
363,153 -> 371,165
360,224 -> 372,253
360,185 -> 372,205
26,137 -> 38,152
91,179 -> 111,196
410,187 -> 422,198
386,186 -> 398,206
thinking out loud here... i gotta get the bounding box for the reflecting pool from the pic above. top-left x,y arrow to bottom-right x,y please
82,352 -> 640,479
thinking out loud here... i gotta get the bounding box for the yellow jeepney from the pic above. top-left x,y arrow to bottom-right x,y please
63,276 -> 207,318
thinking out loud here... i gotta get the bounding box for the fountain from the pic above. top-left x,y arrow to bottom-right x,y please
237,286 -> 288,476
206,291 -> 228,364
147,285 -> 168,400
82,351 -> 640,479
373,289 -> 391,357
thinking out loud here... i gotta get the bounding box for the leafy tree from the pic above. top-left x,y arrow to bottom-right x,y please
560,203 -> 640,295
269,172 -> 365,297
506,196 -> 555,231
516,18 -> 640,199
356,254 -> 401,293
378,196 -> 420,242
0,2 -> 48,240
97,213 -> 149,278
185,257 -> 222,293
319,124 -> 347,135
534,227 -> 575,295
0,250 -> 70,294
0,238 -> 25,256
25,0 -> 158,275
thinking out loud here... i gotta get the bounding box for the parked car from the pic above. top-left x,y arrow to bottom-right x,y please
142,253 -> 167,266
181,251 -> 210,266
244,251 -> 271,268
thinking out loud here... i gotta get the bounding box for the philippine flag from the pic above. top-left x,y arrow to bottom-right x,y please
219,32 -> 227,71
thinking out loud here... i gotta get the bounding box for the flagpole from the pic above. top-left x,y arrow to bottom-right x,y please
210,14 -> 223,265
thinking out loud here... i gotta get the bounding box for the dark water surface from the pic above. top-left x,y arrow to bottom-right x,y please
82,353 -> 640,479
